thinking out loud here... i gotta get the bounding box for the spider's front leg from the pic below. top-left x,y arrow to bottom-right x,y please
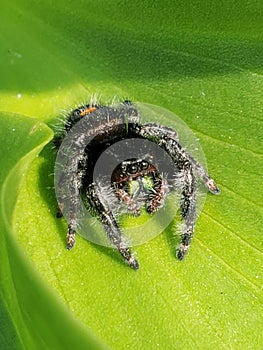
177,162 -> 197,260
135,122 -> 219,260
86,183 -> 139,269
136,123 -> 220,194
187,154 -> 220,195
147,134 -> 198,259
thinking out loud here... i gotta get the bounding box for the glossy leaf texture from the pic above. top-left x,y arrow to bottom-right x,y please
1,0 -> 263,349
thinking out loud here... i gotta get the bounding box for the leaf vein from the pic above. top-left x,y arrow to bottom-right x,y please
202,211 -> 263,257
196,237 -> 262,293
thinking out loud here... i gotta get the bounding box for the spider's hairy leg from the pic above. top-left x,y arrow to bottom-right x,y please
187,155 -> 220,194
150,143 -> 198,259
137,123 -> 180,142
146,174 -> 168,213
56,153 -> 87,250
155,136 -> 198,259
87,183 -> 139,269
135,123 -> 203,259
137,122 -> 220,194
177,163 -> 197,260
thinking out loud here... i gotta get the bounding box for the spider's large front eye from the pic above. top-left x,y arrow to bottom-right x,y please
128,164 -> 139,174
141,160 -> 149,170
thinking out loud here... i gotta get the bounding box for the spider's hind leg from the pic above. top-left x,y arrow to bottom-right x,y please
86,183 -> 139,269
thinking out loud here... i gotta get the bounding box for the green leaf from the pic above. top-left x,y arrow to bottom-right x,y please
0,113 -> 107,349
1,1 -> 263,349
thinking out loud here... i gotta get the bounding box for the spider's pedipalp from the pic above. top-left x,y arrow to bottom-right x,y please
114,188 -> 141,216
146,175 -> 169,214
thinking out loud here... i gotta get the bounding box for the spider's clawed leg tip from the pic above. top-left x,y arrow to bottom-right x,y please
146,206 -> 155,215
207,179 -> 221,195
66,232 -> 76,250
128,258 -> 140,270
176,251 -> 184,261
210,186 -> 221,195
176,246 -> 188,261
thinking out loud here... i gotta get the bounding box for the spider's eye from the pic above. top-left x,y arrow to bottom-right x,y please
128,164 -> 139,174
141,160 -> 149,170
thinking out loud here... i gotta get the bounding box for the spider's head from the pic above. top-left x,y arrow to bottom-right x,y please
111,158 -> 159,200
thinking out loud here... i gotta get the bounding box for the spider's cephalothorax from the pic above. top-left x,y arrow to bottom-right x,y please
55,101 -> 220,269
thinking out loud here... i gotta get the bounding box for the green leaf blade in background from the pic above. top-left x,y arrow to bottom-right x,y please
0,113 -> 107,349
0,0 -> 263,349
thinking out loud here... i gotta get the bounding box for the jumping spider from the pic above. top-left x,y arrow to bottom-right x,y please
55,101 -> 220,269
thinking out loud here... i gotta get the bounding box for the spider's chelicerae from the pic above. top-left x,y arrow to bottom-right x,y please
55,101 -> 220,269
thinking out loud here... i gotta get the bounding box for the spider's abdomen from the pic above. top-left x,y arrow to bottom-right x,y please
65,103 -> 140,140
62,103 -> 143,187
